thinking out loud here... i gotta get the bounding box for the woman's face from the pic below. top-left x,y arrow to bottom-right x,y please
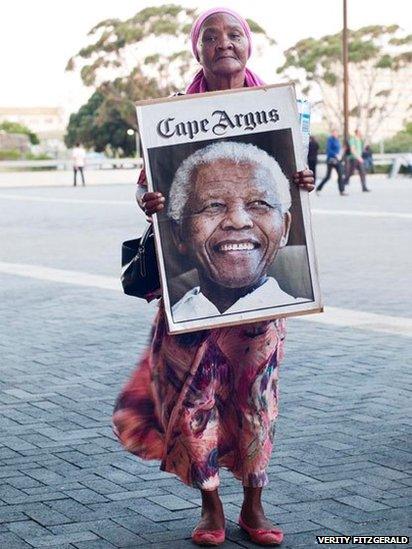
196,13 -> 249,77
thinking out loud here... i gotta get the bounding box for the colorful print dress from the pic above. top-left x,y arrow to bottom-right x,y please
113,304 -> 286,490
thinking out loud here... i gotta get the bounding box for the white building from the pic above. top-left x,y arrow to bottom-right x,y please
0,106 -> 66,140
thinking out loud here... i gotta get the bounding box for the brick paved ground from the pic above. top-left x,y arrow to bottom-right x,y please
0,175 -> 410,548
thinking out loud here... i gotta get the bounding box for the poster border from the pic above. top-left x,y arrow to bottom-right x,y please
136,83 -> 323,334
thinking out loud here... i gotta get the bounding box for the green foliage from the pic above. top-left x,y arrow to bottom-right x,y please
0,150 -> 51,161
65,69 -> 163,156
0,149 -> 21,160
68,4 -> 274,90
246,18 -> 276,45
375,54 -> 392,69
68,4 -> 198,88
383,120 -> 412,153
65,90 -> 131,154
278,24 -> 410,77
277,24 -> 412,142
389,34 -> 412,46
66,4 -> 275,154
309,133 -> 329,153
25,152 -> 52,160
0,121 -> 39,144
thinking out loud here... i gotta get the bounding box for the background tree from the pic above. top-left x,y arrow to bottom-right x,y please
65,4 -> 275,156
383,120 -> 412,153
277,25 -> 412,143
0,120 -> 39,145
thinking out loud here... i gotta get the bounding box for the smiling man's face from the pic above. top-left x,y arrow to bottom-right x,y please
177,159 -> 290,289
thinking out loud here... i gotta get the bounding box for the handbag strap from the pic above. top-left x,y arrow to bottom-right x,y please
140,223 -> 153,247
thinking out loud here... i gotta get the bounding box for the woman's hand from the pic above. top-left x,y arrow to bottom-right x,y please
293,169 -> 315,192
141,192 -> 165,220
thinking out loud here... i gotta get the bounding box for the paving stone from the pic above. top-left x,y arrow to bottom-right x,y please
147,494 -> 198,511
0,180 -> 410,548
335,494 -> 390,512
7,519 -> 52,538
0,508 -> 26,524
0,532 -> 33,548
25,503 -> 73,526
45,499 -> 94,521
146,541 -> 196,549
126,498 -> 187,522
87,520 -> 145,546
111,514 -> 168,535
64,489 -> 109,504
73,541 -> 116,549
25,531 -> 99,547
281,528 -> 342,548
78,478 -> 128,496
25,468 -> 67,485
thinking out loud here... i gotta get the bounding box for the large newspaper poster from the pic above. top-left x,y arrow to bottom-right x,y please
136,83 -> 322,334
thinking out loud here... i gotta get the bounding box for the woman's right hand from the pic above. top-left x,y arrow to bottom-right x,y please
141,192 -> 165,219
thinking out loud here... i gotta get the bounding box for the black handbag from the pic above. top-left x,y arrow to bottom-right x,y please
121,224 -> 160,298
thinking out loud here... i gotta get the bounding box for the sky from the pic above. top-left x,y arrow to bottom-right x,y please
2,0 -> 411,116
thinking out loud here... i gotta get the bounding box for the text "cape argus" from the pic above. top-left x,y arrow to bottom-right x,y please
156,108 -> 280,140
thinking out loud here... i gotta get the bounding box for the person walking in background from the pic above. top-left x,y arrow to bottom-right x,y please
72,143 -> 86,187
308,135 -> 319,183
362,145 -> 374,173
345,129 -> 370,192
316,129 -> 346,196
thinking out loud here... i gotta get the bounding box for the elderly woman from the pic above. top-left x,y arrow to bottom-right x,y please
113,7 -> 314,546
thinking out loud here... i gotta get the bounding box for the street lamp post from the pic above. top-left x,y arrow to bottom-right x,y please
127,128 -> 141,158
342,0 -> 349,144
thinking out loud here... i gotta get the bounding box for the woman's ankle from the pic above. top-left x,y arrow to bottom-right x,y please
192,492 -> 225,542
199,489 -> 224,523
241,487 -> 271,526
201,488 -> 222,508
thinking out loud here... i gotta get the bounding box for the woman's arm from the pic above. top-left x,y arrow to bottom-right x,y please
136,185 -> 146,209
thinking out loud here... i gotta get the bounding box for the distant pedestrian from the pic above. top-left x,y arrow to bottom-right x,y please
308,136 -> 319,182
316,130 -> 346,195
72,143 -> 86,187
389,152 -> 412,178
362,145 -> 374,173
345,129 -> 370,192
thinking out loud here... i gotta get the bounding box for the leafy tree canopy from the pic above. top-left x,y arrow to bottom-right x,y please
67,4 -> 273,90
66,4 -> 275,155
277,25 -> 412,142
383,120 -> 412,153
65,88 -> 139,156
0,120 -> 39,145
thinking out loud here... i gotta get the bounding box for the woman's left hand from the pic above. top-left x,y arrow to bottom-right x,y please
293,169 -> 315,192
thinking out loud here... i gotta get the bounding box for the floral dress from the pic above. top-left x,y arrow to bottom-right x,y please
112,170 -> 286,490
113,308 -> 285,490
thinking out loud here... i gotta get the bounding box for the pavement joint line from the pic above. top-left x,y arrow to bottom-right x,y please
312,208 -> 412,220
0,194 -> 132,205
296,306 -> 412,338
0,194 -> 411,219
1,261 -> 411,338
0,262 -> 120,291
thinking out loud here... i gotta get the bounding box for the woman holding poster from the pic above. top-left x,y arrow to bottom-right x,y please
113,8 -> 314,546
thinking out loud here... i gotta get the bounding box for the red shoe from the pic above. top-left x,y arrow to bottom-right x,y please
191,527 -> 225,546
238,515 -> 283,545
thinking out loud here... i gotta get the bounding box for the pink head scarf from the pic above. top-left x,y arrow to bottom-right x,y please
186,7 -> 265,94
